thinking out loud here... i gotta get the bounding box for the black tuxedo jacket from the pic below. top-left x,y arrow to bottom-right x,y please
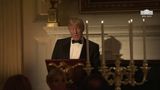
52,37 -> 100,68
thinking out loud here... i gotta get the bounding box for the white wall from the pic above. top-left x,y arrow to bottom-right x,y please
23,0 -> 49,90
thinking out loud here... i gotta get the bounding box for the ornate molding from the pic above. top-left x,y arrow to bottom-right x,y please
43,25 -> 160,37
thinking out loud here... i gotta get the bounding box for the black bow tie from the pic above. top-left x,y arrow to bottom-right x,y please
72,40 -> 82,44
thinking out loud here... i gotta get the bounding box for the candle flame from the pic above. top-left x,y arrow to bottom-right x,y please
101,20 -> 104,23
86,20 -> 88,23
143,18 -> 145,22
128,20 -> 130,23
130,19 -> 133,23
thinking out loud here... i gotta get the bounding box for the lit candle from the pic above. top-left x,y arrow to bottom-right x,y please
142,18 -> 147,63
101,20 -> 105,66
128,19 -> 134,62
85,20 -> 91,67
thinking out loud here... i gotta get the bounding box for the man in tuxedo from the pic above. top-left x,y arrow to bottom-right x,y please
51,17 -> 100,69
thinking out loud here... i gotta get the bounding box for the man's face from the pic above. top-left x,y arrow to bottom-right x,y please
68,24 -> 83,40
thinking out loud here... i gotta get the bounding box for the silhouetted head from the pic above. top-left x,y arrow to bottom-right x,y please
3,74 -> 32,90
46,68 -> 67,90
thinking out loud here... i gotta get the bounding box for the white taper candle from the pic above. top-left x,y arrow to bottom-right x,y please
101,20 -> 105,66
128,19 -> 134,62
85,20 -> 91,67
142,18 -> 147,63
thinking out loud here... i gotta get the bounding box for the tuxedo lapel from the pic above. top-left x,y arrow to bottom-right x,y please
80,38 -> 87,59
63,38 -> 71,59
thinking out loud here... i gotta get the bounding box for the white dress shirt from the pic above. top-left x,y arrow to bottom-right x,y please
70,39 -> 83,59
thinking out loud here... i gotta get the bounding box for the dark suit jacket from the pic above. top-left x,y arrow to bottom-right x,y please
52,37 -> 100,68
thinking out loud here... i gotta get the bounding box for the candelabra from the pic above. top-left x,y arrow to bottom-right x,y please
84,19 -> 151,90
99,19 -> 150,90
99,54 -> 150,90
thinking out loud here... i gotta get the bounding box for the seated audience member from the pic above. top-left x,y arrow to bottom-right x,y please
46,68 -> 67,90
82,73 -> 108,90
3,74 -> 32,90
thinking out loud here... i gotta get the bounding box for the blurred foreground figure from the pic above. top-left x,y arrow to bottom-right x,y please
3,74 -> 32,90
46,68 -> 67,90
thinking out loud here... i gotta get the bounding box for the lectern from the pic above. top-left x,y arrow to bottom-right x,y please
45,59 -> 86,72
45,59 -> 88,87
